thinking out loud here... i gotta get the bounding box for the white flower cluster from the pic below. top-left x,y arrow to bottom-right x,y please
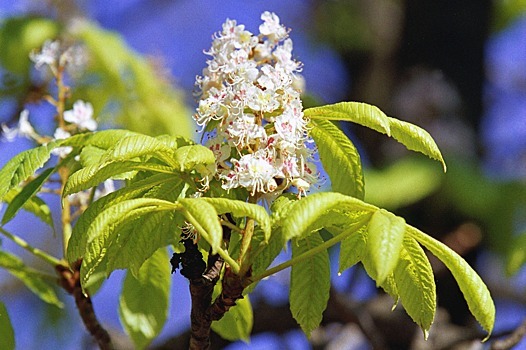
195,12 -> 317,197
30,39 -> 86,75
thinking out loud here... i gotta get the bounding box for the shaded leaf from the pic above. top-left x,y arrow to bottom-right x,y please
0,251 -> 63,308
339,226 -> 367,273
0,141 -> 59,202
2,187 -> 54,229
2,167 -> 54,225
119,249 -> 171,349
173,145 -> 216,174
0,301 -> 15,350
211,296 -> 253,342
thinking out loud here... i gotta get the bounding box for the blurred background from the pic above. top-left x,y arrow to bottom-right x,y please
1,0 -> 526,349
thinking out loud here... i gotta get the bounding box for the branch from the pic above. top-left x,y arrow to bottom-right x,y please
491,318 -> 526,350
55,260 -> 113,350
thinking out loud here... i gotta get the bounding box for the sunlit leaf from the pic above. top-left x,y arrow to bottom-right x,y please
173,145 -> 216,173
119,249 -> 171,349
79,198 -> 179,285
178,198 -> 222,254
304,102 -> 446,171
309,118 -> 364,199
367,209 -> 405,284
393,237 -> 436,337
408,225 -> 495,338
200,197 -> 271,242
338,226 -> 367,273
282,192 -> 375,241
289,233 -> 330,337
67,173 -> 173,263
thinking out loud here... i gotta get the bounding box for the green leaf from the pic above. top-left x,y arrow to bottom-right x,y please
64,161 -> 141,196
66,173 -> 173,263
178,198 -> 222,254
2,167 -> 54,225
289,233 -> 331,337
100,134 -> 177,167
0,251 -> 63,308
2,187 -> 54,229
364,157 -> 443,210
62,129 -> 139,149
393,237 -> 436,337
79,198 -> 179,285
387,117 -> 446,172
119,249 -> 171,349
0,301 -> 15,350
173,145 -> 216,174
305,102 -> 390,134
0,141 -> 59,202
338,226 -> 367,273
104,179 -> 185,277
73,21 -> 192,138
304,102 -> 446,171
200,197 -> 271,242
212,296 -> 253,342
506,231 -> 526,275
408,225 -> 495,338
283,192 -> 375,241
367,209 -> 405,284
309,119 -> 364,199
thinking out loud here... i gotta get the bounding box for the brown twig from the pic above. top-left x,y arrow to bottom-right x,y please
491,318 -> 526,350
56,260 -> 113,350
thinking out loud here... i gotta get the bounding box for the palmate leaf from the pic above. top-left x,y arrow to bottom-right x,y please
407,225 -> 495,338
282,192 -> 376,241
304,102 -> 446,171
289,232 -> 330,337
200,197 -> 271,242
367,209 -> 406,284
119,248 -> 171,350
393,237 -> 436,337
66,173 -> 174,263
0,251 -> 63,308
99,134 -> 177,167
212,296 -> 253,342
78,198 -> 180,286
0,129 -> 138,203
0,301 -> 15,350
104,180 -> 185,277
309,118 -> 364,199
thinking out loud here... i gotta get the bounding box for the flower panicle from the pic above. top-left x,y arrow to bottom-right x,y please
194,12 -> 318,199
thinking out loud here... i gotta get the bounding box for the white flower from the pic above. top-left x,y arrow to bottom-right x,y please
259,11 -> 288,42
51,128 -> 73,158
30,40 -> 60,70
194,12 -> 317,197
1,110 -> 35,141
64,100 -> 97,131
